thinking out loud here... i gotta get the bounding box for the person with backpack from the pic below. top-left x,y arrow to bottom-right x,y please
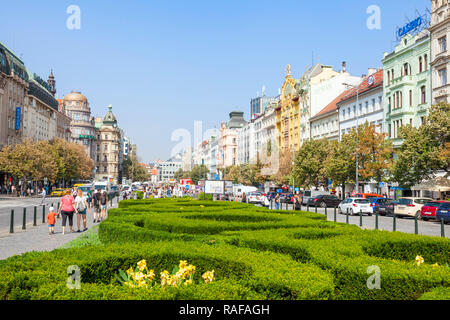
92,189 -> 101,223
75,188 -> 89,232
58,189 -> 75,235
100,190 -> 108,221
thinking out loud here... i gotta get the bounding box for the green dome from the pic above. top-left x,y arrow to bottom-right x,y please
103,105 -> 117,125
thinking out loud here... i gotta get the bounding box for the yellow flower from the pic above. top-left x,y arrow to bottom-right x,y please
202,270 -> 215,284
145,269 -> 155,281
179,260 -> 188,269
184,279 -> 193,286
432,263 -> 439,268
126,267 -> 134,275
137,259 -> 147,271
415,255 -> 424,266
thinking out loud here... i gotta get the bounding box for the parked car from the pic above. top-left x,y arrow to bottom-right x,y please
369,197 -> 393,214
435,202 -> 450,224
420,200 -> 450,221
338,198 -> 373,216
394,197 -> 433,218
280,193 -> 294,203
307,194 -> 341,208
248,192 -> 263,204
354,193 -> 384,201
302,190 -> 330,205
373,198 -> 396,216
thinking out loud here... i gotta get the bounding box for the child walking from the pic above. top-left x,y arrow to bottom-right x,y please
47,206 -> 58,235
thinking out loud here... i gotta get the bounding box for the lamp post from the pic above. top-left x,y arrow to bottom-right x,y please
343,80 -> 363,194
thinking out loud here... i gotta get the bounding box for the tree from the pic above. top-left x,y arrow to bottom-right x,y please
122,155 -> 148,182
190,165 -> 209,184
271,149 -> 293,185
292,138 -> 329,189
324,137 -> 356,199
224,166 -> 240,184
390,103 -> 450,187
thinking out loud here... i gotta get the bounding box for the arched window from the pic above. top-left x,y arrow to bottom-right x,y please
421,86 -> 426,104
419,57 -> 423,73
424,54 -> 428,71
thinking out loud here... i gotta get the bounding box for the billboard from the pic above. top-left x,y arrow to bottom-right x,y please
224,181 -> 233,194
204,180 -> 224,194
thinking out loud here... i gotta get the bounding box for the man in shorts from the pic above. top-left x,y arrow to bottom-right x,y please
92,189 -> 102,223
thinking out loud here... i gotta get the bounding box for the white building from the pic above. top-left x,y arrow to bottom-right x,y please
237,121 -> 255,165
159,154 -> 183,182
337,69 -> 384,139
430,0 -> 450,104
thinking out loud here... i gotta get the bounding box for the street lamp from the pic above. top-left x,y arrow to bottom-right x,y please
342,80 -> 364,195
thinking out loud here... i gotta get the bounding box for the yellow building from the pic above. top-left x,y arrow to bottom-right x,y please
276,63 -> 343,153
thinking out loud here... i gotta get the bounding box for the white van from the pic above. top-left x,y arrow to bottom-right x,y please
233,185 -> 258,197
302,190 -> 330,205
93,181 -> 111,194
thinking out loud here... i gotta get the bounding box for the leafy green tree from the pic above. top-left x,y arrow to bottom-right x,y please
190,165 -> 209,184
292,138 -> 329,188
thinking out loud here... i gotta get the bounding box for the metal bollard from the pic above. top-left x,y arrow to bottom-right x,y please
325,206 -> 327,217
360,209 -> 362,227
33,206 -> 37,226
22,208 -> 26,230
270,200 -> 273,210
414,215 -> 418,235
42,205 -> 45,223
334,206 -> 337,222
307,204 -> 309,212
376,211 -> 379,230
315,205 -> 317,213
346,208 -> 349,224
441,218 -> 445,238
10,209 -> 14,233
393,213 -> 396,232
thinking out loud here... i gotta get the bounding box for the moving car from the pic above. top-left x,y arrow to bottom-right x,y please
435,202 -> 450,224
420,200 -> 450,221
307,194 -> 341,208
302,190 -> 330,205
394,197 -> 433,218
373,198 -> 396,216
338,198 -> 373,216
50,188 -> 64,197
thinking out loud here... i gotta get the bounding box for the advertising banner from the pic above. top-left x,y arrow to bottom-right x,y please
204,180 -> 224,194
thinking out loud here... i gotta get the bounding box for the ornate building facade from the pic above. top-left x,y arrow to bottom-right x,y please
430,0 -> 450,103
94,106 -> 123,183
63,91 -> 96,161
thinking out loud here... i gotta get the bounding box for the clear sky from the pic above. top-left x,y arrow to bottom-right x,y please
1,0 -> 429,162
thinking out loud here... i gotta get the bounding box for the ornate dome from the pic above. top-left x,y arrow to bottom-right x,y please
103,105 -> 117,126
64,91 -> 88,103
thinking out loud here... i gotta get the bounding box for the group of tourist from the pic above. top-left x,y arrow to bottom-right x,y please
48,188 -> 109,235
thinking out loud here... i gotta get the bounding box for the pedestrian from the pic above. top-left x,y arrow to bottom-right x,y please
242,192 -> 247,203
58,189 -> 75,235
40,188 -> 46,205
47,206 -> 58,235
275,194 -> 280,210
92,189 -> 102,223
75,188 -> 89,232
100,190 -> 108,221
294,195 -> 301,210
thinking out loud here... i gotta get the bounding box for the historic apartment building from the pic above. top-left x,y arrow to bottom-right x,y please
94,106 -> 123,184
63,91 -> 97,161
0,42 -> 28,149
218,111 -> 247,168
382,29 -> 431,150
430,0 -> 450,103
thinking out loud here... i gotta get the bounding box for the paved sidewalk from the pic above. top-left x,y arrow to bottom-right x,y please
0,198 -> 120,260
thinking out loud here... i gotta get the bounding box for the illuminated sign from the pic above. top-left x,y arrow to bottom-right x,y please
397,16 -> 422,39
15,107 -> 21,130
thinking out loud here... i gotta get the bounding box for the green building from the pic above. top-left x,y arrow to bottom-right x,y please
382,30 -> 431,151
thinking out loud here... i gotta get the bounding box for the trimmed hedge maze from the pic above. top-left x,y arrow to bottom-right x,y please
0,198 -> 449,300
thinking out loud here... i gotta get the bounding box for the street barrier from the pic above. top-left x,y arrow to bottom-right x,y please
346,208 -> 349,224
9,209 -> 14,234
22,208 -> 26,230
33,206 -> 37,226
442,218 -> 445,238
415,215 -> 419,235
359,209 -> 362,227
334,206 -> 337,222
393,213 -> 396,231
375,211 -> 379,230
42,205 -> 45,224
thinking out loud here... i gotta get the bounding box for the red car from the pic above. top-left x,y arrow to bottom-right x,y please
420,200 -> 450,221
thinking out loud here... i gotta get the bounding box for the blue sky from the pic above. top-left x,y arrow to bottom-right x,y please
1,0 -> 429,162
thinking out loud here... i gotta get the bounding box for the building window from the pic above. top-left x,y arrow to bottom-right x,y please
439,36 -> 447,53
424,54 -> 428,71
403,63 -> 409,76
439,68 -> 447,86
421,86 -> 426,104
409,90 -> 412,106
419,57 -> 423,73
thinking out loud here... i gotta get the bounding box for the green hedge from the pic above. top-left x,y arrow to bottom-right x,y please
1,198 -> 449,300
0,242 -> 334,300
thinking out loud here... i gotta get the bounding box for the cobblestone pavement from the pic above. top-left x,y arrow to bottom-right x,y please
0,196 -> 120,260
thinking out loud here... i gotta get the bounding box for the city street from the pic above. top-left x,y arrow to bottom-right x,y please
263,203 -> 450,238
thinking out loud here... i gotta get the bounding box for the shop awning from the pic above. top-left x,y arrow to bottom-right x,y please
411,176 -> 450,192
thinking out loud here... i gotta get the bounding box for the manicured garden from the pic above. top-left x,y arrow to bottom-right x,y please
0,198 -> 449,300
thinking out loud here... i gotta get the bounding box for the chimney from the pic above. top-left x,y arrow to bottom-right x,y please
368,68 -> 377,76
342,61 -> 346,73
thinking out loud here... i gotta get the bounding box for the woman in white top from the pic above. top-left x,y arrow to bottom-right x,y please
75,188 -> 89,232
